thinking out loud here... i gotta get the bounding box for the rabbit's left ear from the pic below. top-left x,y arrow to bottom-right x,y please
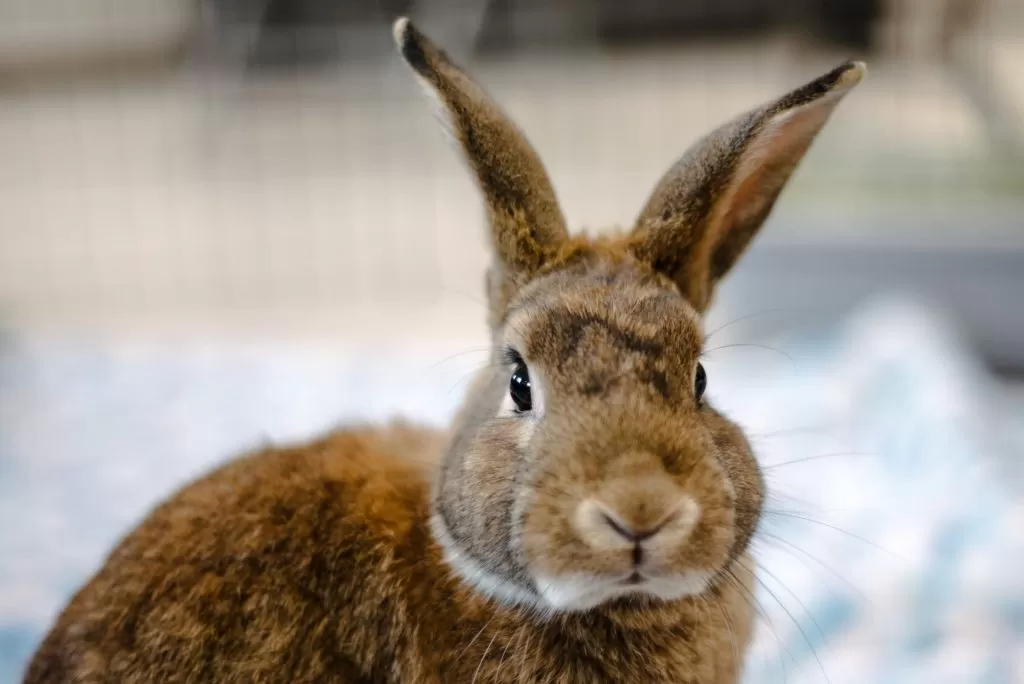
630,61 -> 865,312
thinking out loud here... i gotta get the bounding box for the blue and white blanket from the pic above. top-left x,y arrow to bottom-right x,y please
1,295 -> 1022,683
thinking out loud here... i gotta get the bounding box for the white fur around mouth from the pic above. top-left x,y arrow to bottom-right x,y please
534,571 -> 714,612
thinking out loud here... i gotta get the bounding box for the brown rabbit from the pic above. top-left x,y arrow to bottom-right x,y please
23,18 -> 864,684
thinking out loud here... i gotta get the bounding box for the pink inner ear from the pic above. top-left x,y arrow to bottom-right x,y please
710,100 -> 838,249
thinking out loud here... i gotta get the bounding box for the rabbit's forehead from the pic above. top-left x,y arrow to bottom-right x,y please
504,268 -> 703,400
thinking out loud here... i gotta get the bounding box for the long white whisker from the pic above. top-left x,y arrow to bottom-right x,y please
756,532 -> 871,604
703,307 -> 807,342
745,563 -> 831,684
763,451 -> 874,470
762,511 -> 905,560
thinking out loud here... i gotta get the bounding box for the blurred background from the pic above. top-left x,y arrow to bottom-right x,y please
1,0 -> 1023,682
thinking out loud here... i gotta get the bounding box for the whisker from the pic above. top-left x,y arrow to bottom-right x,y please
445,361 -> 502,397
756,532 -> 871,604
764,451 -> 874,470
748,424 -> 836,441
713,596 -> 742,678
720,569 -> 760,620
704,307 -> 806,343
762,488 -> 828,516
424,347 -> 492,373
458,612 -> 498,662
744,562 -> 832,684
751,540 -> 852,614
517,630 -> 535,682
749,560 -> 829,644
471,631 -> 500,684
441,286 -> 489,309
495,631 -> 515,671
724,570 -> 782,647
726,568 -> 791,683
762,488 -> 862,521
762,511 -> 905,561
493,627 -> 523,683
702,342 -> 796,367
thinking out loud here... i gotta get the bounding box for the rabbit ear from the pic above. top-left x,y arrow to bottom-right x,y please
393,17 -> 569,275
630,61 -> 865,311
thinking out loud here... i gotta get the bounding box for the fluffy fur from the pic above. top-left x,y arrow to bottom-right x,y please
24,19 -> 864,684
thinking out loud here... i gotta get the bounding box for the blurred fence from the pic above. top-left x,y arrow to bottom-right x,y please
0,0 -> 1021,362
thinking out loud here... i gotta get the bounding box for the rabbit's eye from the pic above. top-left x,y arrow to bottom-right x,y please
694,362 -> 707,403
509,360 -> 532,413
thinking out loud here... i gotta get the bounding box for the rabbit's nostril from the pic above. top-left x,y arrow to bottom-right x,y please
600,511 -> 670,543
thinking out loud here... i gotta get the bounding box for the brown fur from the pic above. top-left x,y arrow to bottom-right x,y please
23,19 -> 863,684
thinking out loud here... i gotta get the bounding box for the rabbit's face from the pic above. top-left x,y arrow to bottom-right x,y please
433,251 -> 763,612
393,19 -> 862,612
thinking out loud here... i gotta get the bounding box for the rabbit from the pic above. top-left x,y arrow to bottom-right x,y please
23,17 -> 864,684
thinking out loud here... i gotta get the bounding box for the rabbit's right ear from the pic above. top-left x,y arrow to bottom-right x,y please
393,18 -> 569,276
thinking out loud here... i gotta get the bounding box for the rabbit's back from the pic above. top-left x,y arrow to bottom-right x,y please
24,423 -> 448,684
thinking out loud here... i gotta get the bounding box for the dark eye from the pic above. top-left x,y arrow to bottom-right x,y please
509,360 -> 532,412
694,362 -> 707,403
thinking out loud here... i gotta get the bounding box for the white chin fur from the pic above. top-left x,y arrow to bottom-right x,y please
535,572 -> 714,612
429,513 -> 541,609
431,512 -> 713,614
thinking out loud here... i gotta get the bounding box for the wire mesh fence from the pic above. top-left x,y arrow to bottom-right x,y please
0,0 -> 1021,328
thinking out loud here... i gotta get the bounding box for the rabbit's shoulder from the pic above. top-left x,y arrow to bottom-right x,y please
24,422 -> 448,684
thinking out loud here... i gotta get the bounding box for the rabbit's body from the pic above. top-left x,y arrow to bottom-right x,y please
25,17 -> 863,684
26,423 -> 754,683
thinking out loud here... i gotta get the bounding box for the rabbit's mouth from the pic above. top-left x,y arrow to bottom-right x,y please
533,570 -> 714,612
621,571 -> 646,585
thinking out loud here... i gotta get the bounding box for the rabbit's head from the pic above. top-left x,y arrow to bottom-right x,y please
394,18 -> 863,614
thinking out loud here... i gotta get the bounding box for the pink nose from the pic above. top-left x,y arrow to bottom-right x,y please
573,491 -> 701,561
600,510 -> 672,543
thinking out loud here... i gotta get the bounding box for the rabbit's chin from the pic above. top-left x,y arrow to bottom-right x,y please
532,571 -> 715,613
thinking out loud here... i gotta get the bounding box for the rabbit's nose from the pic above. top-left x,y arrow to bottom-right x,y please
573,485 -> 700,557
597,507 -> 675,567
599,508 -> 672,544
